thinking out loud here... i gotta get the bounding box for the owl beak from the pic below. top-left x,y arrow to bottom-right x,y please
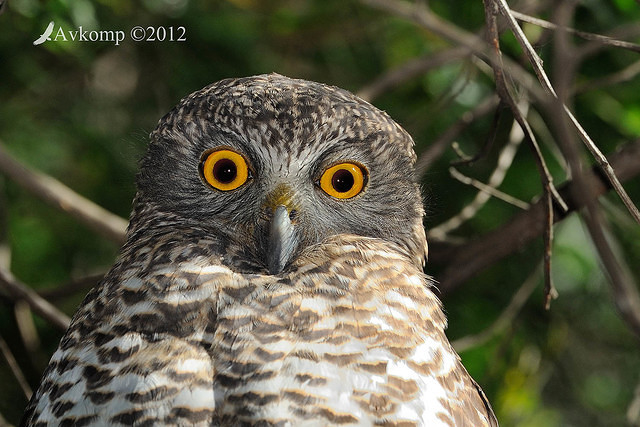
267,205 -> 298,275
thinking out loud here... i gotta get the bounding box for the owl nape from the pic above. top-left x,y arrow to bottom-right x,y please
22,74 -> 497,426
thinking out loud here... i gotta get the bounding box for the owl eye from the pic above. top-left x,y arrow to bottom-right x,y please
319,162 -> 367,199
200,148 -> 250,191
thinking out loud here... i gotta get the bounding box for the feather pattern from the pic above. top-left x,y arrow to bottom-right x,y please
22,74 -> 497,426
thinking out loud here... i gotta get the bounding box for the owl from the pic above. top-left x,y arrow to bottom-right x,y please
22,74 -> 497,426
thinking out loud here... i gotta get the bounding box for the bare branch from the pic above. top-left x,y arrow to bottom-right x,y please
357,46 -> 472,102
583,206 -> 640,338
562,105 -> 640,224
452,263 -> 541,352
629,380 -> 640,425
481,1 -> 565,306
448,167 -> 530,210
430,107 -> 528,240
416,95 -> 500,175
511,10 -> 640,53
15,300 -> 41,356
542,190 -> 557,309
577,23 -> 640,59
483,0 -> 568,213
359,0 -> 488,57
0,143 -> 128,244
0,411 -> 11,427
492,0 -> 640,224
37,273 -> 104,301
551,4 -> 640,338
432,139 -> 640,294
449,101 -> 503,168
574,59 -> 640,95
357,0 -> 549,109
0,333 -> 32,399
0,269 -> 71,331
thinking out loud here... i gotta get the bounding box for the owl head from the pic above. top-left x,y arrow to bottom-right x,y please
133,74 -> 427,274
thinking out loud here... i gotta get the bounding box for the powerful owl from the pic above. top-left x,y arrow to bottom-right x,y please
22,74 -> 497,426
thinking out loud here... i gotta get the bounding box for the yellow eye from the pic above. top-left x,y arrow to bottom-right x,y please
319,162 -> 367,199
200,148 -> 250,191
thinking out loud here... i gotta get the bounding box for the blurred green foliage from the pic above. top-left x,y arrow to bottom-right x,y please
1,0 -> 639,425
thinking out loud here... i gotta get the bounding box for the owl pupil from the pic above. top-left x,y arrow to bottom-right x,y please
332,169 -> 354,193
213,159 -> 237,184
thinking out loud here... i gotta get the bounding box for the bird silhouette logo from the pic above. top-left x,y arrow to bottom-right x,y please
33,21 -> 54,45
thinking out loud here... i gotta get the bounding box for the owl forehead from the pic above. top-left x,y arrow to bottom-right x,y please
154,74 -> 417,165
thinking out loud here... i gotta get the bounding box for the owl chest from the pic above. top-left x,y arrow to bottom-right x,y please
98,266 -> 456,424
207,288 -> 447,425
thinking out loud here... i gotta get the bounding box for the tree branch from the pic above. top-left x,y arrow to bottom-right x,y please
357,46 -> 472,102
37,273 -> 104,301
447,166 -> 529,210
359,0 -> 545,102
511,10 -> 640,53
432,139 -> 640,294
361,0 -> 640,225
416,95 -> 500,176
0,269 -> 71,331
0,143 -> 127,245
452,263 -> 541,352
0,333 -> 32,400
550,4 -> 640,338
492,0 -> 640,224
629,380 -> 640,425
430,107 -> 528,240
573,59 -> 640,95
482,0 -> 563,306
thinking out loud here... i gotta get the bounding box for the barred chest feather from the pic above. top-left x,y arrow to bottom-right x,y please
23,235 -> 495,426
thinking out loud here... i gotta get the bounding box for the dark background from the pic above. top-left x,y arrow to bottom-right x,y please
1,0 -> 639,425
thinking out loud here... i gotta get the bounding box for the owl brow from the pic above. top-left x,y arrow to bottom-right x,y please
199,128 -> 265,172
313,138 -> 370,167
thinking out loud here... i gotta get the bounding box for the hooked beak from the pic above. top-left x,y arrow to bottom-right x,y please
267,205 -> 298,275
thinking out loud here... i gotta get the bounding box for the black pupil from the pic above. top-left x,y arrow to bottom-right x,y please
332,169 -> 355,193
213,158 -> 237,184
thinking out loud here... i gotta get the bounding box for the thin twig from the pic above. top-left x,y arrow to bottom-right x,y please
452,263 -> 541,352
493,0 -> 640,224
358,0 -> 546,108
511,10 -> 640,53
577,23 -> 640,60
37,273 -> 104,301
542,190 -> 557,309
450,101 -> 503,167
15,300 -> 41,355
583,207 -> 640,339
483,0 -> 568,212
416,95 -> 500,176
0,182 -> 9,272
357,46 -> 472,102
359,0 -> 489,58
628,380 -> 640,425
0,333 -> 32,399
527,108 -> 570,180
0,143 -> 128,244
551,4 -> 640,338
0,411 -> 11,427
431,139 -> 640,294
430,106 -> 528,240
482,0 -> 562,306
573,59 -> 640,95
448,167 -> 530,210
0,269 -> 71,331
563,107 -> 640,224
